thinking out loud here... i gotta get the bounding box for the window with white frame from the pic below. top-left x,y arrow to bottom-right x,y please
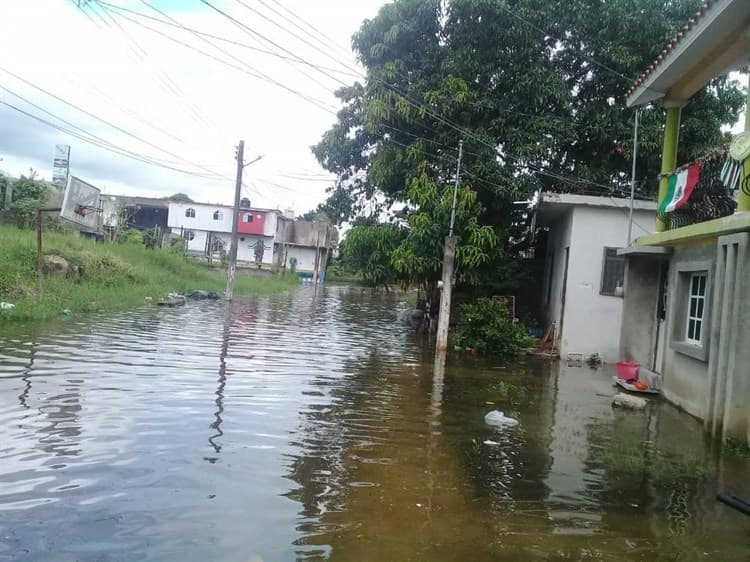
685,272 -> 707,345
185,207 -> 196,218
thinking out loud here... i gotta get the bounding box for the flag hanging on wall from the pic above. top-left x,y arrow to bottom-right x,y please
721,156 -> 742,192
659,162 -> 701,213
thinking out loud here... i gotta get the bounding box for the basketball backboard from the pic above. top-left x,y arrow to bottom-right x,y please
60,176 -> 101,231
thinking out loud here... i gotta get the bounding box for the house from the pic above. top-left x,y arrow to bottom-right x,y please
620,0 -> 750,447
167,200 -> 279,266
101,195 -> 169,236
534,193 -> 656,361
275,217 -> 333,281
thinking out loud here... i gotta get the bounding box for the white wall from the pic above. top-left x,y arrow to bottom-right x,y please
561,206 -> 655,361
168,201 -> 234,233
543,209 -> 573,335
285,246 -> 319,273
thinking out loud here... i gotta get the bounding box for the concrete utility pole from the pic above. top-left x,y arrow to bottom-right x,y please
435,140 -> 464,354
226,141 -> 245,301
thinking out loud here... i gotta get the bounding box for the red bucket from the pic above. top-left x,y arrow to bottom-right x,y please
616,361 -> 640,381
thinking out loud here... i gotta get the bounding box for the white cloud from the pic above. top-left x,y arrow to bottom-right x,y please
0,0 -> 386,212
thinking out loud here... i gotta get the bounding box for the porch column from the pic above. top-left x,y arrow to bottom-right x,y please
738,77 -> 750,212
657,104 -> 682,232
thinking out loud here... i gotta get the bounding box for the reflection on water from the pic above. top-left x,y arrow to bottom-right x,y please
0,286 -> 749,561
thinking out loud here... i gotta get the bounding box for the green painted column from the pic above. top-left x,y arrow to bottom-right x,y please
738,76 -> 750,212
657,104 -> 682,232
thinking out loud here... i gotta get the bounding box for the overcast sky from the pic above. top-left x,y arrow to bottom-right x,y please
0,0 -> 387,213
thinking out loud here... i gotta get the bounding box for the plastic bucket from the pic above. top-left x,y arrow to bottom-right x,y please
616,361 -> 640,381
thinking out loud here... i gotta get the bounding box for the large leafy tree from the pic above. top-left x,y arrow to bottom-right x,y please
313,0 -> 744,289
315,0 -> 744,204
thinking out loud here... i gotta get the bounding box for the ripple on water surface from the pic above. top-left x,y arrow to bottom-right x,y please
0,286 -> 749,562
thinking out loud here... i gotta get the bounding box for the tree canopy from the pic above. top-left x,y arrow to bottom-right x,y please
313,0 -> 745,289
314,0 -> 744,209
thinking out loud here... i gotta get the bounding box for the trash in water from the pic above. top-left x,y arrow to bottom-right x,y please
483,439 -> 500,446
62,308 -> 72,316
484,410 -> 519,427
0,302 -> 15,310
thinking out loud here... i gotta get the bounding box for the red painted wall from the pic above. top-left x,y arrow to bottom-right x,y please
237,210 -> 265,235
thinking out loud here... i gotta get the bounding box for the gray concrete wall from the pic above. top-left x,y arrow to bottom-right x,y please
661,242 -> 716,419
620,256 -> 662,366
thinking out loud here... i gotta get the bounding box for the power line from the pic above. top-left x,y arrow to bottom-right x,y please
0,66 -> 227,179
99,1 -> 338,115
96,1 -> 359,77
0,99 -> 224,179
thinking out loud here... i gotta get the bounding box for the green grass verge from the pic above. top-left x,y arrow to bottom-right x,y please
0,225 -> 297,323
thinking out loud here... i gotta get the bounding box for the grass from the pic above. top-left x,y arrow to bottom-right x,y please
724,437 -> 750,460
0,225 -> 298,323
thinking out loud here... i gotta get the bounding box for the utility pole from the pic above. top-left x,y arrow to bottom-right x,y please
435,140 -> 464,354
627,108 -> 640,246
226,141 -> 245,301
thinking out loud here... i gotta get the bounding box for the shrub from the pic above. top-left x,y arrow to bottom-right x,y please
450,297 -> 535,356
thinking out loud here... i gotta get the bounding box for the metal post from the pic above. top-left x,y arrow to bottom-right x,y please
226,140 -> 244,301
36,208 -> 43,301
657,104 -> 682,231
627,109 -> 640,245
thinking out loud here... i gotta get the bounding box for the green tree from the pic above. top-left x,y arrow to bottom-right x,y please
339,222 -> 405,286
8,173 -> 49,229
167,192 -> 193,202
312,0 -> 744,283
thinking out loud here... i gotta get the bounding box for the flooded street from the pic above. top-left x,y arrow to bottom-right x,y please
1,286 -> 749,561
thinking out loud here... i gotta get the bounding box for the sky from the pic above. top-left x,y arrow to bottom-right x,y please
0,0 -> 387,213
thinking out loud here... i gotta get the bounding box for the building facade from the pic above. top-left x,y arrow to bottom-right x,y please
535,193 -> 656,361
619,0 -> 750,447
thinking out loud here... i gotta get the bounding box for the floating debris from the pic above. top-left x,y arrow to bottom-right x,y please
0,302 -> 15,310
612,393 -> 647,410
484,410 -> 519,427
157,293 -> 186,307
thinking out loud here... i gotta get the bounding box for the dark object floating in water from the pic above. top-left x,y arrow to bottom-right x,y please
717,492 -> 750,516
157,294 -> 186,307
188,290 -> 221,300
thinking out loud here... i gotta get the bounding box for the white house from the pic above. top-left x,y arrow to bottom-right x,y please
167,201 -> 279,266
535,193 -> 656,361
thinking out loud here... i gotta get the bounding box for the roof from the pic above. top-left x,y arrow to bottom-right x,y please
535,192 -> 656,225
627,0 -> 750,106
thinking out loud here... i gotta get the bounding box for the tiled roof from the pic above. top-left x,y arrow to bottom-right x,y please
626,1 -> 715,98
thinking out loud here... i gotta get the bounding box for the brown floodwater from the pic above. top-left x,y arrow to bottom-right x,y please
0,285 -> 749,561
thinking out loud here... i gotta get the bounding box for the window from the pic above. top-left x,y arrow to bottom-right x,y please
183,230 -> 195,241
600,247 -> 625,296
685,273 -> 707,345
242,212 -> 253,223
213,210 -> 223,221
671,263 -> 711,362
185,208 -> 196,218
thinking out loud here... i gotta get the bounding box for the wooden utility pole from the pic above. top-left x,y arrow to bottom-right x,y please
435,141 -> 464,354
226,140 -> 245,301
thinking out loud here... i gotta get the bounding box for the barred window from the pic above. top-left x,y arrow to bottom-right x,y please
600,247 -> 625,296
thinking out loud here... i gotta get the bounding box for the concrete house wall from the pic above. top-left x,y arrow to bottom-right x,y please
541,200 -> 655,361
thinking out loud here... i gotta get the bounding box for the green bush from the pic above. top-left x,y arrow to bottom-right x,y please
450,297 -> 535,356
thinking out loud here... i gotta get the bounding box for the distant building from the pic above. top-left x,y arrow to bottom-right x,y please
102,195 -> 169,234
533,192 -> 656,361
167,201 -> 279,265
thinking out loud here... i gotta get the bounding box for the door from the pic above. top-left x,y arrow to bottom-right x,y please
558,247 -> 570,348
653,262 -> 669,373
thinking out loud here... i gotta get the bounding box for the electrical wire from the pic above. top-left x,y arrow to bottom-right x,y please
98,2 -> 338,115
0,66 -> 229,179
0,99 -> 225,179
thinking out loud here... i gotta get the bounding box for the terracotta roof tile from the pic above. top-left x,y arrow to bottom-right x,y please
626,1 -> 714,98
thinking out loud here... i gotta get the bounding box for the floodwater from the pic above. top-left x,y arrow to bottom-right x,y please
0,286 -> 749,562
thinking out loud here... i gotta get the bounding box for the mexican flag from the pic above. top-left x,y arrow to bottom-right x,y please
659,162 -> 701,213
